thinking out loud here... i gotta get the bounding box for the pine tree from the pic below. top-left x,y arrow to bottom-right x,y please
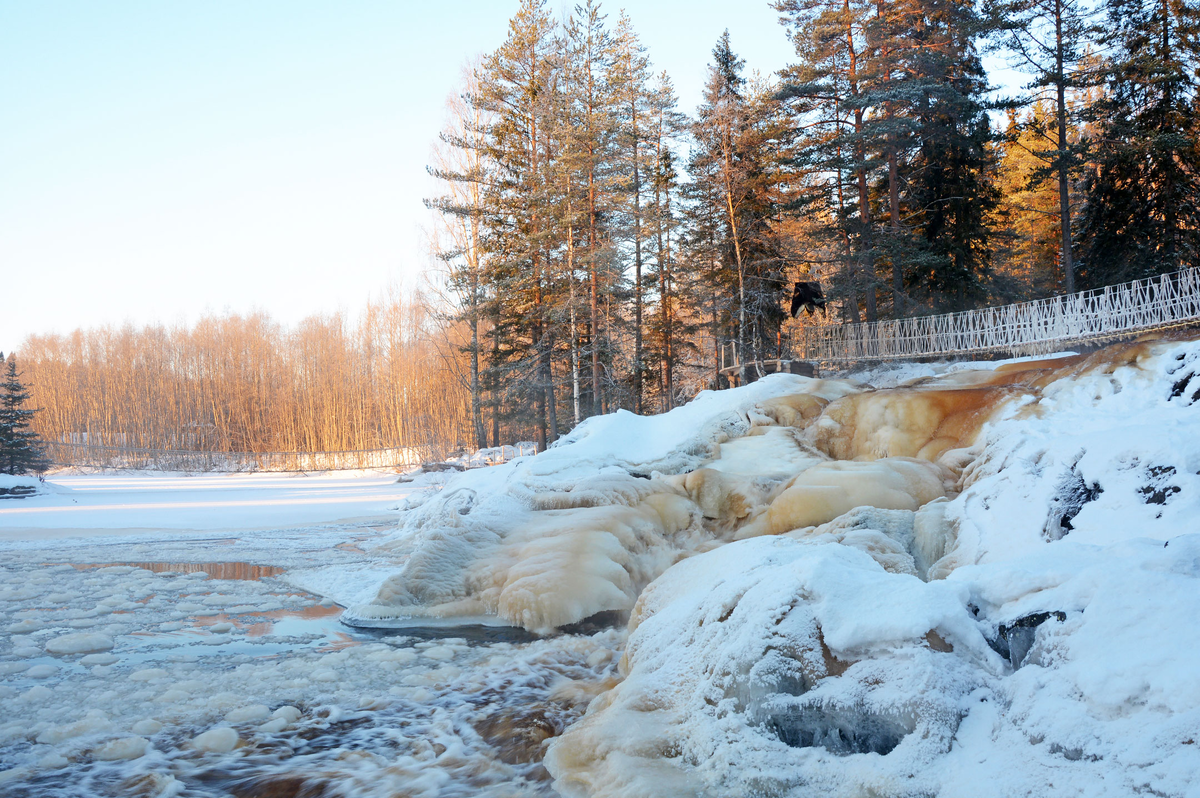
563,0 -> 621,417
426,63 -> 491,450
0,354 -> 48,475
777,0 -> 881,322
475,0 -> 561,450
645,71 -> 691,410
690,31 -> 790,371
612,12 -> 654,414
1076,0 -> 1200,288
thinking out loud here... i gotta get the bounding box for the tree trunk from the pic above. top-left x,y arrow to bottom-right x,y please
1055,0 -> 1075,294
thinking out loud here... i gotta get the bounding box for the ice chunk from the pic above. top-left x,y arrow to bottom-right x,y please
38,752 -> 69,769
44,633 -> 114,656
21,685 -> 53,702
92,736 -> 149,761
37,715 -> 114,744
191,727 -> 239,753
131,719 -> 162,735
129,668 -> 169,682
224,704 -> 270,723
421,645 -> 456,662
25,664 -> 59,679
80,653 -> 118,666
258,717 -> 289,733
155,689 -> 189,704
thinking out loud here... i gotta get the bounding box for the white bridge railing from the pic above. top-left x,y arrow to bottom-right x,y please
795,268 -> 1200,363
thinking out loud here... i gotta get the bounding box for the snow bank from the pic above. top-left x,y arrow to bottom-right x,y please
0,475 -> 45,500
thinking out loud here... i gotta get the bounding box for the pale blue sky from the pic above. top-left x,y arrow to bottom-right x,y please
0,1 -> 803,352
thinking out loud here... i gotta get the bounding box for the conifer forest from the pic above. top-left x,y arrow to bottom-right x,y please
21,0 -> 1200,459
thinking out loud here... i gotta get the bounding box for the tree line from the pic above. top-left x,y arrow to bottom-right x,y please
19,293 -> 479,461
427,0 -> 1200,452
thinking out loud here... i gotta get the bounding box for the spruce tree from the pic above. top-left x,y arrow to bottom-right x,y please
1076,0 -> 1200,288
902,0 -> 1002,310
0,355 -> 48,476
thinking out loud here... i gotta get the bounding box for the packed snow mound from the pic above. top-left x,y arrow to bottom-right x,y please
545,536 -> 996,798
0,474 -> 47,499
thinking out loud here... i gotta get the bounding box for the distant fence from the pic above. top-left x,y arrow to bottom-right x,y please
44,441 -> 538,473
791,269 -> 1200,364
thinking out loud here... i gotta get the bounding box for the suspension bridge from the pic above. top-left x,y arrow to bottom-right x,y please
722,268 -> 1200,380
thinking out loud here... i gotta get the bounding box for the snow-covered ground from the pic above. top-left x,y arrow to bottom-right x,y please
2,332 -> 1199,797
0,471 -> 412,541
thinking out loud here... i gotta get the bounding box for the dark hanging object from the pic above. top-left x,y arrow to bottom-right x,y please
790,282 -> 827,317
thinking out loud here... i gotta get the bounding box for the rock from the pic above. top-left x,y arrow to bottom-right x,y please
988,611 -> 1067,668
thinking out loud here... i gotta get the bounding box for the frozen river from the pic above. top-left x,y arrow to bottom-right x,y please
0,471 -> 615,797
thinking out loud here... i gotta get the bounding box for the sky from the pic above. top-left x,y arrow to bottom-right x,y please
0,0 -> 805,354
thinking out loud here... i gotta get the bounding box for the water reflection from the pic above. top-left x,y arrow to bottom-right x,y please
71,562 -> 286,580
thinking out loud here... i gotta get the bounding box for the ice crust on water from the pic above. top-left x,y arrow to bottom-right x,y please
0,550 -> 623,797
